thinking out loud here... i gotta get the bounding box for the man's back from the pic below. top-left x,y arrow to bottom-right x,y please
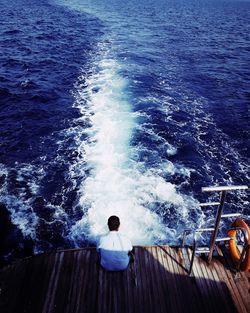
98,231 -> 132,271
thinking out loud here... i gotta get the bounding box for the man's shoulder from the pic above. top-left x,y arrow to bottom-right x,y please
99,233 -> 110,242
98,232 -> 132,250
119,233 -> 132,248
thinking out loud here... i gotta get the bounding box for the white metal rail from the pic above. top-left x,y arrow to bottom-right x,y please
182,185 -> 248,275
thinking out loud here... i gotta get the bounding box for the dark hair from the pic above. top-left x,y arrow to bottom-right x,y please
108,215 -> 120,231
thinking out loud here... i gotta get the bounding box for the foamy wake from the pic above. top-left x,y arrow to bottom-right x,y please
68,46 -> 201,245
0,163 -> 43,239
0,162 -> 68,253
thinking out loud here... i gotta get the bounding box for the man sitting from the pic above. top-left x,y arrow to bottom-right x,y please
98,215 -> 133,271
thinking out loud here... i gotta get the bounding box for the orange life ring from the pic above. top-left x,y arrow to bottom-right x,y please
227,219 -> 250,271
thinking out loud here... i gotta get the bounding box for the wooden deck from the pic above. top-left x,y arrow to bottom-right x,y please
0,246 -> 249,313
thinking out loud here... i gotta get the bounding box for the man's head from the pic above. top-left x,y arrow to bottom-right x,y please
108,215 -> 120,231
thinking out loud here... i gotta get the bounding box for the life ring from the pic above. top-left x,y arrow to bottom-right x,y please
227,219 -> 250,271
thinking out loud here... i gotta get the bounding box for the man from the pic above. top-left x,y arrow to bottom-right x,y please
98,215 -> 133,271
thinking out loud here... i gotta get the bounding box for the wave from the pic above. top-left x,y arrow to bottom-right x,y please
66,41 -> 201,245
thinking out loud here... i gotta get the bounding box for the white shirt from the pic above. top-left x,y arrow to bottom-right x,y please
98,231 -> 133,271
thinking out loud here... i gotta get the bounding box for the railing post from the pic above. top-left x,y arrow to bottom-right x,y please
207,190 -> 227,263
189,238 -> 196,275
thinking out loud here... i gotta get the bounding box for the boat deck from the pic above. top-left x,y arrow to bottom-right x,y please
0,246 -> 249,313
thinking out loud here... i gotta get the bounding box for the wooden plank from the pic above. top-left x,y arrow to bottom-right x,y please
187,249 -> 214,313
112,271 -> 120,313
85,249 -> 98,313
67,251 -> 79,313
65,251 -> 83,313
111,272 -> 118,313
100,263 -> 115,313
222,245 -> 250,308
1,246 -> 249,313
150,246 -> 168,313
41,252 -> 62,312
133,247 -> 144,313
76,249 -> 92,313
97,260 -> 104,313
154,246 -> 172,312
207,257 -> 238,313
122,270 -> 129,313
137,247 -> 152,312
172,246 -> 201,313
0,259 -> 29,313
174,246 -> 203,312
166,246 -> 187,312
197,255 -> 224,313
53,251 -> 74,313
160,245 -> 182,313
124,260 -> 134,313
218,245 -> 248,312
43,251 -> 65,313
117,271 -> 127,313
37,253 -> 58,312
106,271 -> 114,313
217,246 -> 250,312
10,259 -> 33,313
198,256 -> 231,312
198,257 -> 220,311
153,246 -> 170,312
145,247 -> 160,312
98,266 -> 110,313
176,247 -> 203,313
212,256 -> 247,313
144,246 -> 156,312
13,254 -> 48,313
112,271 -> 119,312
180,247 -> 191,273
25,252 -> 55,313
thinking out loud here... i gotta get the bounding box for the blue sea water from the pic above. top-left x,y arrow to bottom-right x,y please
0,0 -> 249,264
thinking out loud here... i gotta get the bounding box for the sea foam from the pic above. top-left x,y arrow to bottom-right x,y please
68,45 -> 200,245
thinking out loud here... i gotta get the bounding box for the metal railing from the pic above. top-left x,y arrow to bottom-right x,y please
202,185 -> 248,263
182,228 -> 214,275
181,185 -> 248,275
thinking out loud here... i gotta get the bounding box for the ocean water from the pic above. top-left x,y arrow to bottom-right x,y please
0,0 -> 249,264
